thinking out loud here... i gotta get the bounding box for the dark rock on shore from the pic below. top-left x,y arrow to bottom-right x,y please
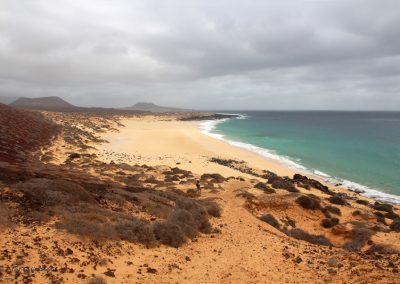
180,113 -> 240,121
293,174 -> 334,195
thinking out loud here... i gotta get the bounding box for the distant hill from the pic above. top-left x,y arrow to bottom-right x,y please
0,103 -> 60,163
122,102 -> 192,112
10,96 -> 77,111
0,96 -> 20,105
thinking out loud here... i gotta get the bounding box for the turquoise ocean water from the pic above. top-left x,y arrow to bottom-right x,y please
200,111 -> 400,204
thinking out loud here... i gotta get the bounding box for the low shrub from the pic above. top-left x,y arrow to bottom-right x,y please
56,218 -> 114,240
260,214 -> 280,229
144,201 -> 173,219
373,202 -> 393,213
321,218 -> 339,228
254,182 -> 268,190
390,219 -> 400,232
356,199 -> 369,206
200,200 -> 221,217
384,211 -> 399,220
18,178 -> 95,205
186,188 -> 199,197
324,205 -> 341,216
296,195 -> 321,210
175,198 -> 212,234
287,228 -> 332,246
342,227 -> 374,252
269,176 -> 298,192
152,221 -> 186,248
167,209 -> 198,238
366,244 -> 400,255
115,219 -> 156,245
236,190 -> 255,200
328,195 -> 347,206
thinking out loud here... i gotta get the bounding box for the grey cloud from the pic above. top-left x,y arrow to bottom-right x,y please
0,0 -> 400,110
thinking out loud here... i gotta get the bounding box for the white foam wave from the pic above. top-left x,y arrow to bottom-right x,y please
199,114 -> 400,205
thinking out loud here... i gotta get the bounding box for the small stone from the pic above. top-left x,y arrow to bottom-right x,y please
295,256 -> 302,264
65,248 -> 73,255
327,268 -> 337,275
147,267 -> 157,274
104,270 -> 115,277
327,257 -> 339,268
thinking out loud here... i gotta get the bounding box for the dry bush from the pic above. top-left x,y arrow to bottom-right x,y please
323,205 -> 341,216
18,178 -> 95,205
366,244 -> 400,255
143,200 -> 173,219
152,221 -> 186,248
115,219 -> 156,245
328,195 -> 347,206
200,199 -> 221,217
186,188 -> 199,197
286,228 -> 332,246
56,218 -> 114,240
373,202 -> 393,213
342,226 -> 374,252
260,214 -> 280,229
168,209 -> 198,238
175,198 -> 212,234
51,187 -> 220,247
321,218 -> 339,228
235,190 -> 255,200
356,199 -> 369,205
390,219 -> 400,232
105,193 -> 127,207
296,195 -> 321,210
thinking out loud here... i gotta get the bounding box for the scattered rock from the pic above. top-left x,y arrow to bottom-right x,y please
68,153 -> 81,159
327,257 -> 339,267
147,267 -> 157,274
104,270 -> 115,278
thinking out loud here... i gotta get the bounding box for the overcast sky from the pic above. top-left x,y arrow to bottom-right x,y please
0,0 -> 400,110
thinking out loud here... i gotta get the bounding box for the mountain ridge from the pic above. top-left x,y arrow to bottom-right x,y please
122,102 -> 193,112
10,96 -> 77,110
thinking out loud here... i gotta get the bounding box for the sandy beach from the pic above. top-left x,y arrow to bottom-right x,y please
98,117 -> 299,179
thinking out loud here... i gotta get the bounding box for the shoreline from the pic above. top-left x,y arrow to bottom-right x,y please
199,115 -> 400,205
96,114 -> 399,205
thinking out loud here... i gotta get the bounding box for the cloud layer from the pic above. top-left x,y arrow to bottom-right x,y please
0,0 -> 399,109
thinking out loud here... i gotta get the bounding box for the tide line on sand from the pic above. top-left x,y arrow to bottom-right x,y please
199,115 -> 400,205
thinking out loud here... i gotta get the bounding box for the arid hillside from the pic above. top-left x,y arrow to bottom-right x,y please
0,107 -> 399,284
0,103 -> 60,163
